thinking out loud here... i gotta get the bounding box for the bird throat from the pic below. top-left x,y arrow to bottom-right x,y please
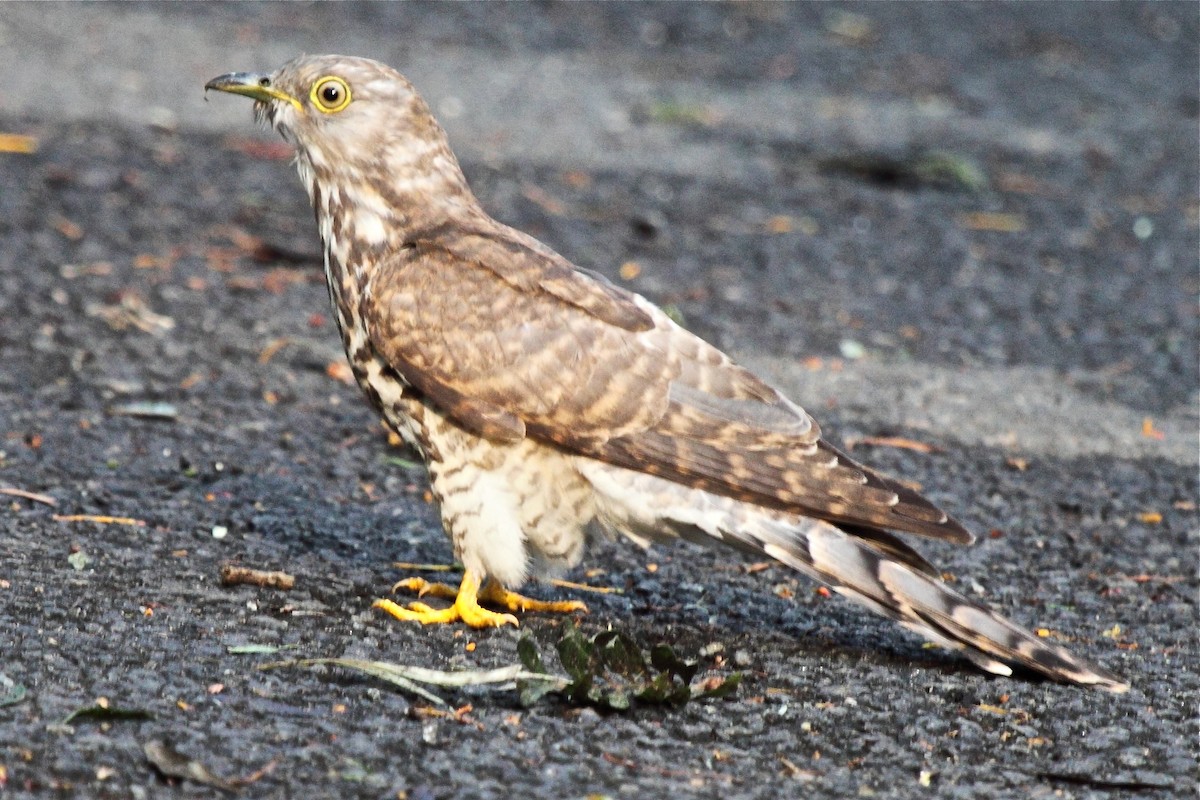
293,150 -> 426,453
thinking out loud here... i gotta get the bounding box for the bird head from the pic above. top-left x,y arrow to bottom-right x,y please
206,55 -> 472,218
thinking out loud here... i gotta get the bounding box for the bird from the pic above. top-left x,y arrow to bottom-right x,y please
206,54 -> 1127,692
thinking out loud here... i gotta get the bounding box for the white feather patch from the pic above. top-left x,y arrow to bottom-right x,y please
355,211 -> 388,245
450,469 -> 529,587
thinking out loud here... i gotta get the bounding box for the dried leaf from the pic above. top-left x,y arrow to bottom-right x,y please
595,632 -> 650,682
143,740 -> 238,793
649,644 -> 698,684
60,704 -> 153,726
516,636 -> 560,706
521,183 -> 566,216
86,293 -> 175,334
253,630 -> 736,713
259,658 -> 444,706
819,151 -> 984,191
52,215 -> 84,240
108,402 -> 178,420
326,361 -> 355,384
257,338 -> 291,364
259,657 -> 563,708
384,455 -> 423,470
557,624 -> 596,683
534,623 -> 739,710
517,636 -> 546,673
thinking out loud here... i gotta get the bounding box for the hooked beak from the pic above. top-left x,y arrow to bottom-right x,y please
205,72 -> 303,111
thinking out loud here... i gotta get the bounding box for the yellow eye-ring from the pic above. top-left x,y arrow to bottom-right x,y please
310,76 -> 352,113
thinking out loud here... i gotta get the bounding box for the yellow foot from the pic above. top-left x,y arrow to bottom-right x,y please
478,582 -> 588,615
373,572 -> 588,629
372,596 -> 517,628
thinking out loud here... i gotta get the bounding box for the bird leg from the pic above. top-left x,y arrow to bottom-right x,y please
373,571 -> 586,628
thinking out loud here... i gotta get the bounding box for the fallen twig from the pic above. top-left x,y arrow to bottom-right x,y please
0,133 -> 37,154
144,740 -> 242,793
1035,770 -> 1173,792
53,514 -> 146,526
548,578 -> 623,595
257,337 -> 292,364
845,435 -> 942,453
392,561 -> 459,572
0,487 -> 57,506
221,565 -> 295,590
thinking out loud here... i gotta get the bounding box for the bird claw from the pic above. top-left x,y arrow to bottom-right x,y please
479,583 -> 588,615
376,571 -> 586,627
391,577 -> 457,599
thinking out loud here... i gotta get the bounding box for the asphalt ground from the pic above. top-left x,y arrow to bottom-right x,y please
0,4 -> 1196,799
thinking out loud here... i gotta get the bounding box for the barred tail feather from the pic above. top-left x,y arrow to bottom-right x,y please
744,516 -> 1129,692
739,515 -> 1123,690
581,462 -> 1128,692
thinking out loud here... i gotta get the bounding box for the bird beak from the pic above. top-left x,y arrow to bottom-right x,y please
205,72 -> 303,111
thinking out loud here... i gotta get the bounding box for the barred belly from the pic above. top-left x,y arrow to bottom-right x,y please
404,403 -> 593,587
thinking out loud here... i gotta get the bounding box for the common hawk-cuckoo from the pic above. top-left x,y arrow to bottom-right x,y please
206,55 -> 1126,692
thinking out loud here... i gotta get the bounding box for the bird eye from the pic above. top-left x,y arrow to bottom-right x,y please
310,76 -> 352,113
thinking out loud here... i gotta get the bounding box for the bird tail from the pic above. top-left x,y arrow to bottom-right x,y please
582,463 -> 1128,692
721,513 -> 1129,692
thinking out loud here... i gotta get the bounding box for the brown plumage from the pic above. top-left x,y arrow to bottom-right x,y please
206,55 -> 1127,692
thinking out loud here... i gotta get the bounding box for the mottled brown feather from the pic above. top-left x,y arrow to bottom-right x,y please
362,220 -> 972,544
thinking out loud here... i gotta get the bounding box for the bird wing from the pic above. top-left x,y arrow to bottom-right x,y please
361,218 -> 972,543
